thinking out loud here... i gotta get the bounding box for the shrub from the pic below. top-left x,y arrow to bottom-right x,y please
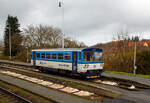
136,50 -> 150,75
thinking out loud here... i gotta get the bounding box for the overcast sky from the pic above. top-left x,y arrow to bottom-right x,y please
0,0 -> 150,46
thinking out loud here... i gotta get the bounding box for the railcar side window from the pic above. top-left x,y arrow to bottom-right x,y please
58,53 -> 63,60
64,53 -> 71,60
37,53 -> 40,58
84,52 -> 94,61
52,53 -> 57,59
79,52 -> 81,61
41,53 -> 45,58
46,53 -> 51,59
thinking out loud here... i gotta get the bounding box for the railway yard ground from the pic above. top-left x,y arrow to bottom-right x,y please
0,60 -> 150,103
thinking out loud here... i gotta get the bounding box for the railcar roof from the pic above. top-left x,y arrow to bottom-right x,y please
32,48 -> 102,52
32,48 -> 84,52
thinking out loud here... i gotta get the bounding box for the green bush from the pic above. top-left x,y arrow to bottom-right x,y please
104,51 -> 134,73
136,50 -> 150,75
105,47 -> 150,75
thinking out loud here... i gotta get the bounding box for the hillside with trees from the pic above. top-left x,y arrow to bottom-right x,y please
92,35 -> 150,75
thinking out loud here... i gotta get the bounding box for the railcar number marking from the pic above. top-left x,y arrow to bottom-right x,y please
39,61 -> 46,64
59,64 -> 69,67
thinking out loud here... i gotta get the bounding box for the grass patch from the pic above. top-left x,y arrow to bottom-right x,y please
105,71 -> 150,78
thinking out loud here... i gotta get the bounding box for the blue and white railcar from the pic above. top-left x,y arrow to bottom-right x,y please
31,48 -> 104,78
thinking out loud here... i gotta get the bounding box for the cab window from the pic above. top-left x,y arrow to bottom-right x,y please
94,52 -> 103,61
83,52 -> 103,62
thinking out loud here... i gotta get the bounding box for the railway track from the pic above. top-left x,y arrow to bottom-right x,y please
1,61 -> 150,103
0,86 -> 32,103
0,62 -> 149,92
0,63 -> 118,100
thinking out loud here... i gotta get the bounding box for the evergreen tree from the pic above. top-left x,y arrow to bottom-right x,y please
4,15 -> 22,56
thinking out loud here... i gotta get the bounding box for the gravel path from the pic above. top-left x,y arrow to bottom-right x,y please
102,72 -> 150,86
103,89 -> 150,103
102,73 -> 150,103
0,60 -> 32,66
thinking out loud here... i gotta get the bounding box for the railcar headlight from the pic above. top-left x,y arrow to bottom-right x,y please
102,63 -> 104,67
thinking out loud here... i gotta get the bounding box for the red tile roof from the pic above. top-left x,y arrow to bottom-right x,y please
128,41 -> 150,47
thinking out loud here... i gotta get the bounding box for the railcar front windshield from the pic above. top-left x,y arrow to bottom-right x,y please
83,52 -> 103,62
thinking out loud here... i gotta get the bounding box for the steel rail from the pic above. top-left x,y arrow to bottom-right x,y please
0,62 -> 150,91
0,86 -> 32,103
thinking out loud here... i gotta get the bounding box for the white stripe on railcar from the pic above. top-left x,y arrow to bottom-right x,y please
35,60 -> 72,71
77,63 -> 103,72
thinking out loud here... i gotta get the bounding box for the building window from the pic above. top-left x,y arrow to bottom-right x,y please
41,53 -> 45,59
58,53 -> 63,60
46,53 -> 51,59
64,53 -> 71,60
52,53 -> 57,59
37,53 -> 40,58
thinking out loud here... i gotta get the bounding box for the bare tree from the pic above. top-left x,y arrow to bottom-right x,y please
23,25 -> 62,49
22,25 -> 87,49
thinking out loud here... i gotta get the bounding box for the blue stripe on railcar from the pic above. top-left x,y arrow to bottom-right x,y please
32,51 -> 73,62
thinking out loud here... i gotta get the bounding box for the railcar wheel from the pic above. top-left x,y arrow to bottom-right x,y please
38,67 -> 44,72
66,71 -> 72,76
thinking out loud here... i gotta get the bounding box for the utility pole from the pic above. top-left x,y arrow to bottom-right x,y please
26,47 -> 28,63
59,1 -> 65,48
9,26 -> 11,60
133,41 -> 137,74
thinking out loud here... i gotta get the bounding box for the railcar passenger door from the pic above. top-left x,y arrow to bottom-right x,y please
72,52 -> 77,73
33,51 -> 36,66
